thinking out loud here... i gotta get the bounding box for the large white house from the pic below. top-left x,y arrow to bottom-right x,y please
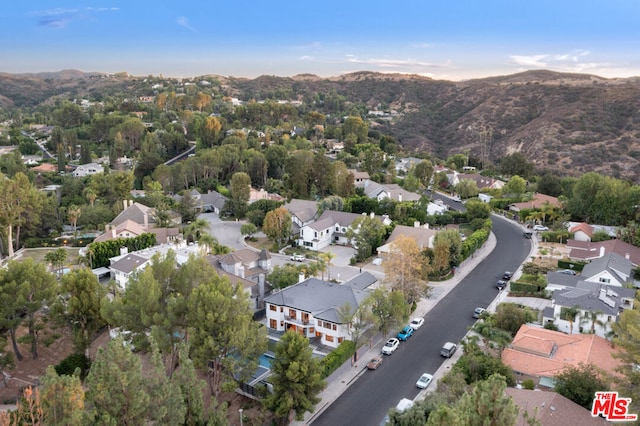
264,272 -> 377,348
298,210 -> 391,251
72,162 -> 104,177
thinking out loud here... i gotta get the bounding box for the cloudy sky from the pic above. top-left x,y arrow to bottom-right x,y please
2,1 -> 639,80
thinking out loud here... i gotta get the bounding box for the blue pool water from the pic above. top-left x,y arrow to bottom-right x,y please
259,352 -> 275,368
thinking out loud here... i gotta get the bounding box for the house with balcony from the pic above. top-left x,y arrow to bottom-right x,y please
264,272 -> 377,348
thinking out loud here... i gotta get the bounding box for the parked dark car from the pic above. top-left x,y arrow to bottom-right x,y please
503,271 -> 513,280
496,280 -> 507,290
523,231 -> 533,239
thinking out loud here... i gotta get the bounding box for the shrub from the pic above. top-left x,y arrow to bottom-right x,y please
54,353 -> 91,379
320,340 -> 356,378
522,379 -> 535,390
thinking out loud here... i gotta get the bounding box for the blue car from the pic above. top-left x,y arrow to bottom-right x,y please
397,325 -> 414,341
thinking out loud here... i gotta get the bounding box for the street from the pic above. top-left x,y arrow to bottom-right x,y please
311,216 -> 531,426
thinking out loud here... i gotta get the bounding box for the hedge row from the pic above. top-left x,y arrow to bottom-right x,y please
510,281 -> 545,293
320,340 -> 356,378
557,260 -> 585,271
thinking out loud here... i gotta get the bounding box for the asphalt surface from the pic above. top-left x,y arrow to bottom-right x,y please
311,215 -> 531,426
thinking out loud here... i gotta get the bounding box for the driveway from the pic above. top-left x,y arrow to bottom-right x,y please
198,213 -> 245,250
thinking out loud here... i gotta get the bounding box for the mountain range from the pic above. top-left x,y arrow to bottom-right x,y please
1,69 -> 639,182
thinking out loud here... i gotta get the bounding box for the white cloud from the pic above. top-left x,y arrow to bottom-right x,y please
509,50 -> 626,76
509,54 -> 549,67
345,56 -> 447,69
177,16 -> 196,32
299,55 -> 312,61
34,7 -> 118,28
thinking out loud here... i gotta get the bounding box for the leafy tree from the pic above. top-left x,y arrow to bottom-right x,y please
0,258 -> 56,360
318,195 -> 345,214
268,264 -> 302,289
433,229 -> 462,270
53,267 -> 107,356
493,303 -> 537,337
328,160 -> 355,198
171,343 -> 208,425
455,373 -> 518,426
346,215 -> 386,261
0,335 -> 14,388
554,364 -> 609,409
240,223 -> 257,239
265,331 -> 326,423
502,175 -> 527,199
499,153 -> 534,179
40,366 -> 86,426
369,288 -> 409,337
182,218 -> 210,243
229,171 -> 251,218
263,206 -> 292,249
45,248 -> 68,277
464,199 -> 491,221
455,179 -> 479,199
612,301 -> 640,415
0,172 -> 44,257
187,271 -> 266,396
144,339 -> 186,425
453,343 -> 516,386
383,235 -> 430,304
84,337 -> 150,425
412,160 -> 434,189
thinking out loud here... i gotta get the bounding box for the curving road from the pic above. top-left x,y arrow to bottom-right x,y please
312,215 -> 532,426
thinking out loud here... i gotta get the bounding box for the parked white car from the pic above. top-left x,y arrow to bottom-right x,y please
416,373 -> 433,389
381,338 -> 400,355
533,225 -> 549,231
409,318 -> 424,330
290,254 -> 306,262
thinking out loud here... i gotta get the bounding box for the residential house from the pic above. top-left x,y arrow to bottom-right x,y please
361,180 -> 421,203
171,189 -> 228,215
284,199 -> 319,236
568,222 -> 595,242
348,169 -> 370,186
458,173 -> 506,190
505,388 -> 610,426
567,239 -> 640,267
394,157 -> 423,175
501,324 -> 622,388
72,162 -> 104,177
249,188 -> 285,204
206,251 -> 271,312
108,241 -> 201,289
478,193 -> 493,203
426,200 -> 448,215
509,193 -> 562,213
545,252 -> 636,294
298,210 -> 391,251
377,224 -> 437,258
543,281 -> 635,337
264,272 -> 377,348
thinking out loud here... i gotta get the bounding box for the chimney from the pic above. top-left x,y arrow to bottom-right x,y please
143,213 -> 148,228
111,225 -> 116,239
298,272 -> 306,283
625,253 -> 630,260
120,247 -> 128,256
398,193 -> 402,202
600,246 -> 605,257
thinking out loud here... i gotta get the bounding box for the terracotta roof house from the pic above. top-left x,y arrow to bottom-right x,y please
544,281 -> 635,337
111,200 -> 157,228
248,188 -> 284,204
509,193 -> 562,212
93,220 -> 147,243
502,324 -> 622,388
264,272 -> 377,348
505,388 -> 610,426
31,163 -> 57,173
567,239 -> 640,267
377,224 -> 437,258
568,222 -> 595,242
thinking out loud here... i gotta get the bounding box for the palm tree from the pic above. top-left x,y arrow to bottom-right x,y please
580,310 -> 606,335
83,187 -> 97,207
183,218 -> 210,243
560,306 -> 581,334
67,204 -> 82,235
321,251 -> 336,281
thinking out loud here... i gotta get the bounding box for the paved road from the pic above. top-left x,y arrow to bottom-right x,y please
311,216 -> 531,426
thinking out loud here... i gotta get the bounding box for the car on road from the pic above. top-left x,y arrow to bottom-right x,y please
440,342 -> 457,358
397,325 -> 414,341
416,373 -> 433,389
503,271 -> 513,280
367,356 -> 383,370
473,307 -> 486,319
452,195 -> 462,202
533,225 -> 549,231
558,269 -> 577,275
290,254 -> 306,262
409,317 -> 424,330
382,338 -> 400,355
496,279 -> 507,290
523,231 -> 533,239
372,257 -> 383,265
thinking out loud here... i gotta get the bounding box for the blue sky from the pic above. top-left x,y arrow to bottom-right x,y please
2,1 -> 639,80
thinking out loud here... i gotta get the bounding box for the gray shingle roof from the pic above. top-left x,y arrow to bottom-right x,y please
284,199 -> 318,224
552,282 -> 636,316
264,275 -> 374,324
109,254 -> 149,274
546,271 -> 581,288
581,252 -> 633,282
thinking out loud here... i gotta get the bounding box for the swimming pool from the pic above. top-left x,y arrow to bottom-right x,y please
259,352 -> 275,368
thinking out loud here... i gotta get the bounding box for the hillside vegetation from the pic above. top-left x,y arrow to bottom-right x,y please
2,69 -> 640,181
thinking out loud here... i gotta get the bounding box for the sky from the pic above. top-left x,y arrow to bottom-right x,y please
2,1 -> 639,81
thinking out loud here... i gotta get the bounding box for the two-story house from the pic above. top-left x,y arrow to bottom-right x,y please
264,272 -> 377,348
360,180 -> 421,203
284,199 -> 319,238
298,211 -> 391,251
72,162 -> 104,177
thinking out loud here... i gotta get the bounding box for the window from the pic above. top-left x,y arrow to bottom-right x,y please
338,337 -> 344,343
335,226 -> 339,232
269,305 -> 277,311
332,324 -> 337,331
342,227 -> 347,233
326,335 -> 334,342
289,309 -> 296,319
599,277 -> 611,284
314,231 -> 318,238
270,319 -> 277,328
